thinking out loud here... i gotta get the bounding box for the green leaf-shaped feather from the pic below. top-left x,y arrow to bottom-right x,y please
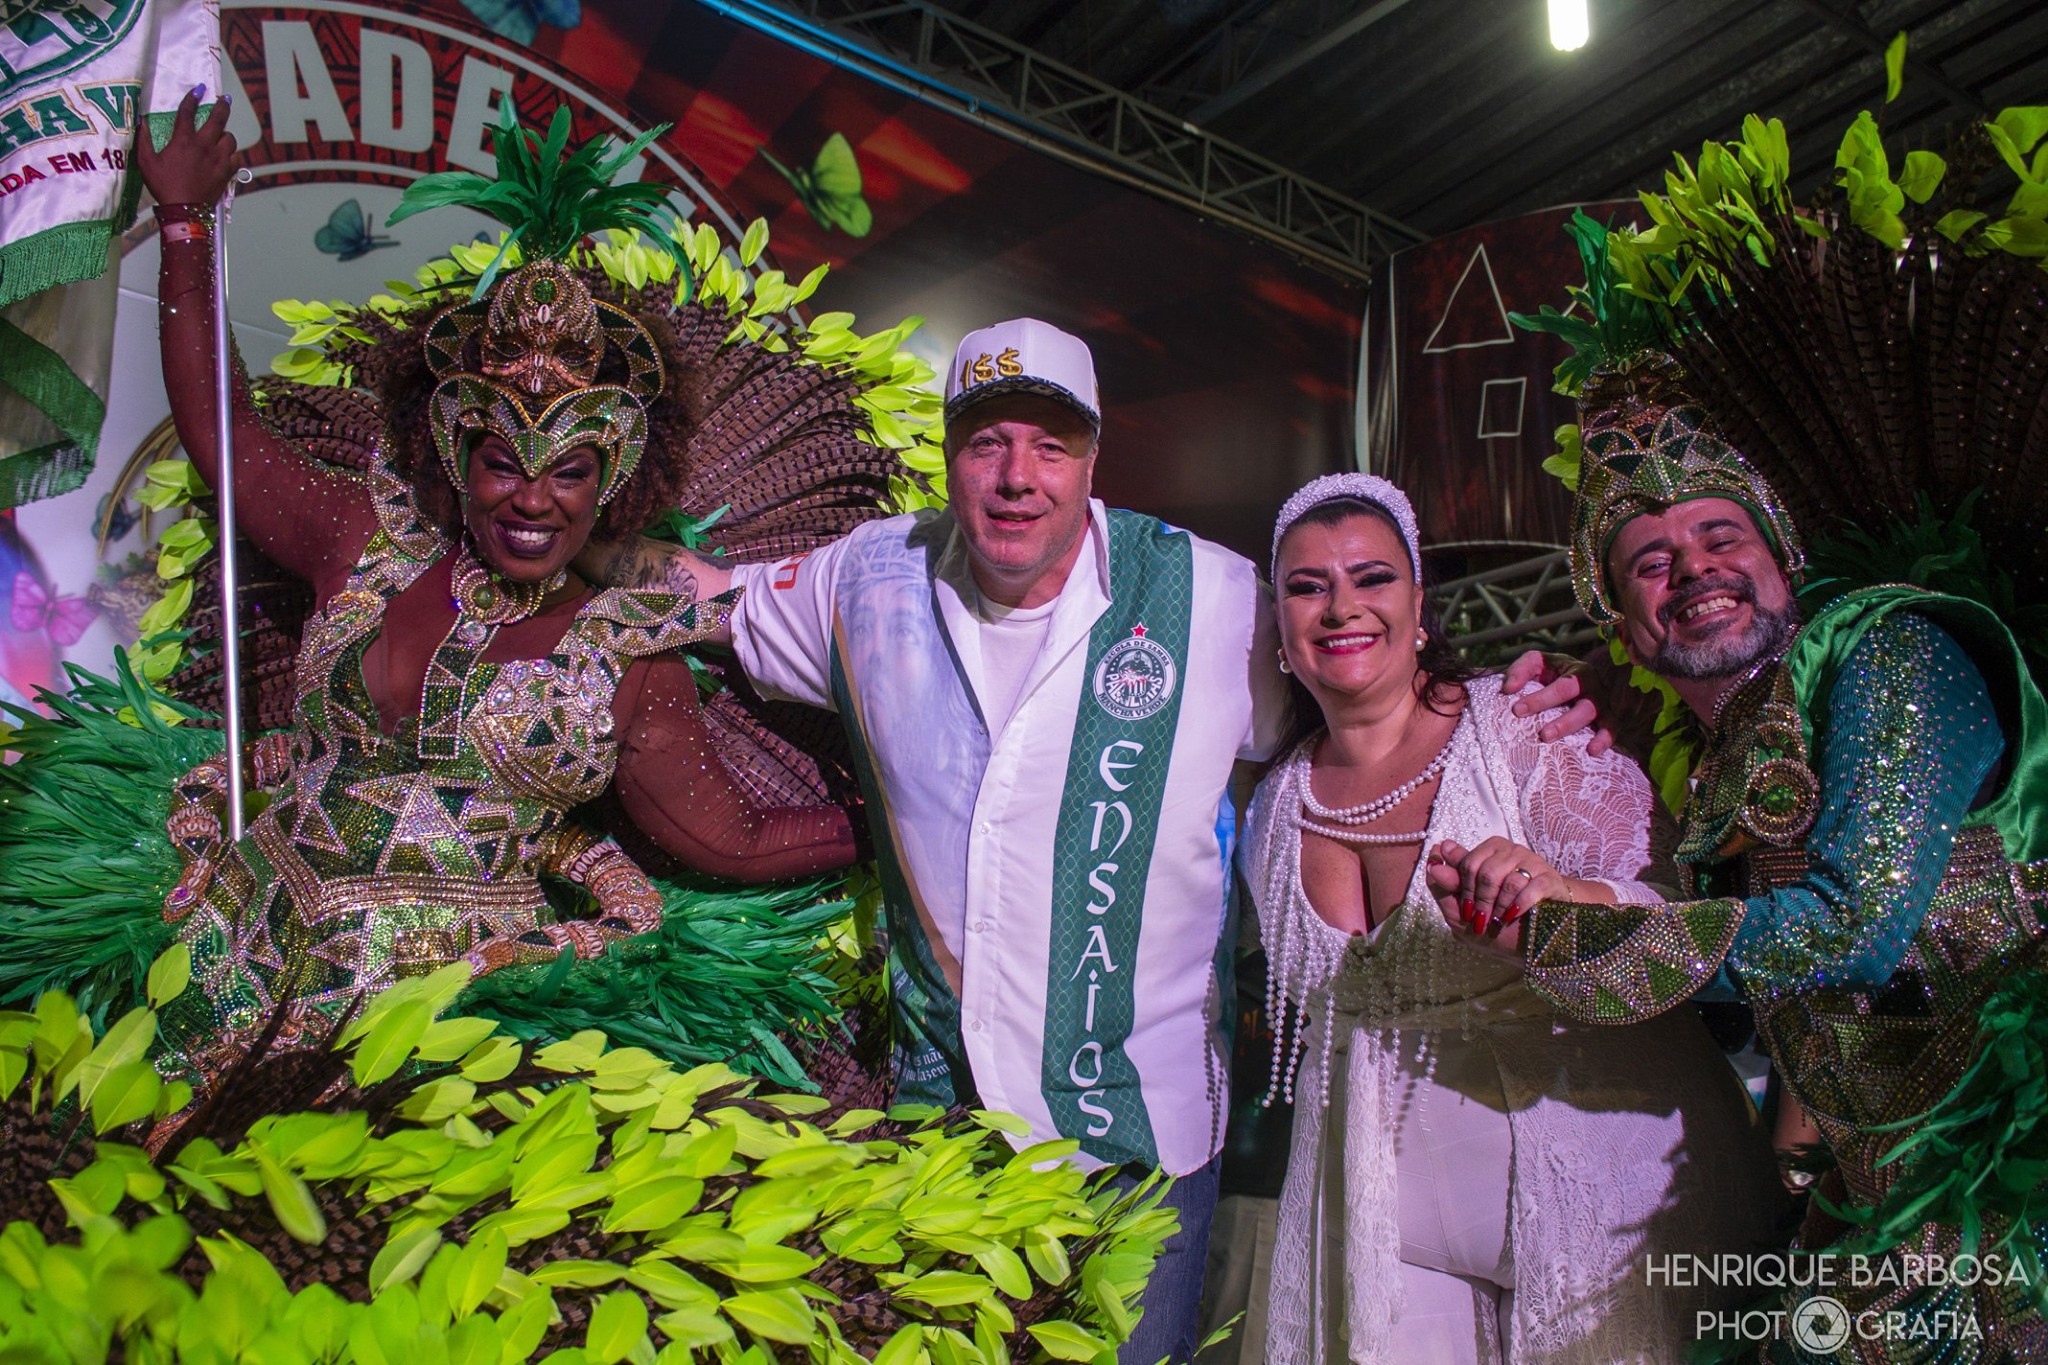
388,104 -> 682,296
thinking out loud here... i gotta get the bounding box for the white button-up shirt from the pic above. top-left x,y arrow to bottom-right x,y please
732,500 -> 1289,1173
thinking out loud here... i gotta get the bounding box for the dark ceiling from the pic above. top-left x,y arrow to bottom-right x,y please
920,0 -> 2048,241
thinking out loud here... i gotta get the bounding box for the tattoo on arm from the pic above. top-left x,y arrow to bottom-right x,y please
634,549 -> 698,597
579,537 -> 727,601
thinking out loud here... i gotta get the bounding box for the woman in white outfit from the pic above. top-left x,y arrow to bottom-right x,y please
1247,474 -> 1782,1364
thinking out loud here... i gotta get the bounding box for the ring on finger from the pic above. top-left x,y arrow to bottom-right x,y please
1512,867 -> 1535,881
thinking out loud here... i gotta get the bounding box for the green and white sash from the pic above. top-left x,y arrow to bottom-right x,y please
0,0 -> 216,507
1039,516 -> 1191,1158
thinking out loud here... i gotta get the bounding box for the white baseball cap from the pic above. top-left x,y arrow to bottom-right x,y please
943,318 -> 1101,431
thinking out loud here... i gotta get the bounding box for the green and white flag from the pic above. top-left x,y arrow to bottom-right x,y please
0,0 -> 218,508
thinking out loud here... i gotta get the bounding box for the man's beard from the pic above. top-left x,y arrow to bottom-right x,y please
1650,577 -> 1802,681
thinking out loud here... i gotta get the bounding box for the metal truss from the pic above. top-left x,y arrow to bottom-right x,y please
1433,548 -> 1601,656
696,0 -> 1425,281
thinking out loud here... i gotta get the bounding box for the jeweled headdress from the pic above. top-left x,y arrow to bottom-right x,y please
1270,471 -> 1423,583
1519,86 -> 2048,628
421,260 -> 663,504
390,105 -> 681,505
1569,351 -> 1804,623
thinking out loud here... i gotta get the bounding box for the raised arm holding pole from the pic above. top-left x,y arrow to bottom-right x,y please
139,90 -> 376,835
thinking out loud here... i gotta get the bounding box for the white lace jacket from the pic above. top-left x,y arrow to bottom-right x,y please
1247,681 -> 1682,1363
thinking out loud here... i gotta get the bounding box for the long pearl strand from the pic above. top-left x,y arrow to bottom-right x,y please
1299,819 -> 1426,845
1299,730 -> 1455,826
1261,746 -> 1341,1108
1261,718 -> 1462,1109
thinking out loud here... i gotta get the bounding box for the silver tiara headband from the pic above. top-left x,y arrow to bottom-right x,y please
1270,472 -> 1423,583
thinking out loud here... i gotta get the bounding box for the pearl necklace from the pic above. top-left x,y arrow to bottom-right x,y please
1298,731 -> 1456,826
1297,819 -> 1428,845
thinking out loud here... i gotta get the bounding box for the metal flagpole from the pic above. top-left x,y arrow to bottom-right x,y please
212,166 -> 253,842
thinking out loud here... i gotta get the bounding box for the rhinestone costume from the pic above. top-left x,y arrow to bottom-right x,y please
153,459 -> 738,1092
1525,598 -> 2048,1361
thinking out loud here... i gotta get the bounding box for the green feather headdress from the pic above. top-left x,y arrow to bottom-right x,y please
1507,209 -> 1674,400
382,104 -> 692,498
387,102 -> 684,298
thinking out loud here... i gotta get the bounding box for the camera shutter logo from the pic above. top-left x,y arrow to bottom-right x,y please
1791,1296 -> 1852,1354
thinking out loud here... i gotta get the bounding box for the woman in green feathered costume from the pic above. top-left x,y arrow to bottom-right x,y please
0,91 -> 899,1104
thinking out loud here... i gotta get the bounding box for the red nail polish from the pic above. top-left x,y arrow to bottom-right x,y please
1462,898 -> 1475,922
1474,908 -> 1490,936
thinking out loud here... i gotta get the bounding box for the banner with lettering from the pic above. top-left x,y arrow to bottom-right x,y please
1042,515 -> 1193,1165
0,0 -> 218,509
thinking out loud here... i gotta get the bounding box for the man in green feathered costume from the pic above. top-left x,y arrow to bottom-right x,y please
1433,341 -> 2048,1359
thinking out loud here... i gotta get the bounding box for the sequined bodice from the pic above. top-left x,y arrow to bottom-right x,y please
274,533 -> 633,885
156,499 -> 730,1049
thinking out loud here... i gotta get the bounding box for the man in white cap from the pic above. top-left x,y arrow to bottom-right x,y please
582,318 -> 1598,1362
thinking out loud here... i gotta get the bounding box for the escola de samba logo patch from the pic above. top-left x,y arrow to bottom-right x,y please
0,0 -> 145,87
1093,624 -> 1177,722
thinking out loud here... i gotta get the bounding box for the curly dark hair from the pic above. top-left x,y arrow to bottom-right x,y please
344,272 -> 713,544
1274,495 -> 1478,743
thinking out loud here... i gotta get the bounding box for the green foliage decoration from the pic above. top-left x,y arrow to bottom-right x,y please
1517,49 -> 2048,408
1606,112 -> 1793,314
387,104 -> 680,297
1599,55 -> 2047,333
0,655 -> 213,1028
1509,211 -> 1674,397
0,661 -> 867,1092
98,455 -> 217,693
0,955 -> 1174,1363
458,877 -> 857,1091
1799,489 -> 2048,672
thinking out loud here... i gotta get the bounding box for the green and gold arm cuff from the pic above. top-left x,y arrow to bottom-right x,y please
1523,895 -> 1746,1025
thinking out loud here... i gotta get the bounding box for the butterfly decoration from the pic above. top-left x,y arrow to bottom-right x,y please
761,133 -> 873,238
10,572 -> 97,648
313,200 -> 398,263
461,0 -> 582,46
95,489 -> 140,544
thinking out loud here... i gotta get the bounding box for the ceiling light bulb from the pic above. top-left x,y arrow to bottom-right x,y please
1549,0 -> 1589,51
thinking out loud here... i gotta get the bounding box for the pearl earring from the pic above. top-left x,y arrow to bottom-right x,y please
1415,630 -> 1427,650
1277,647 -> 1292,675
